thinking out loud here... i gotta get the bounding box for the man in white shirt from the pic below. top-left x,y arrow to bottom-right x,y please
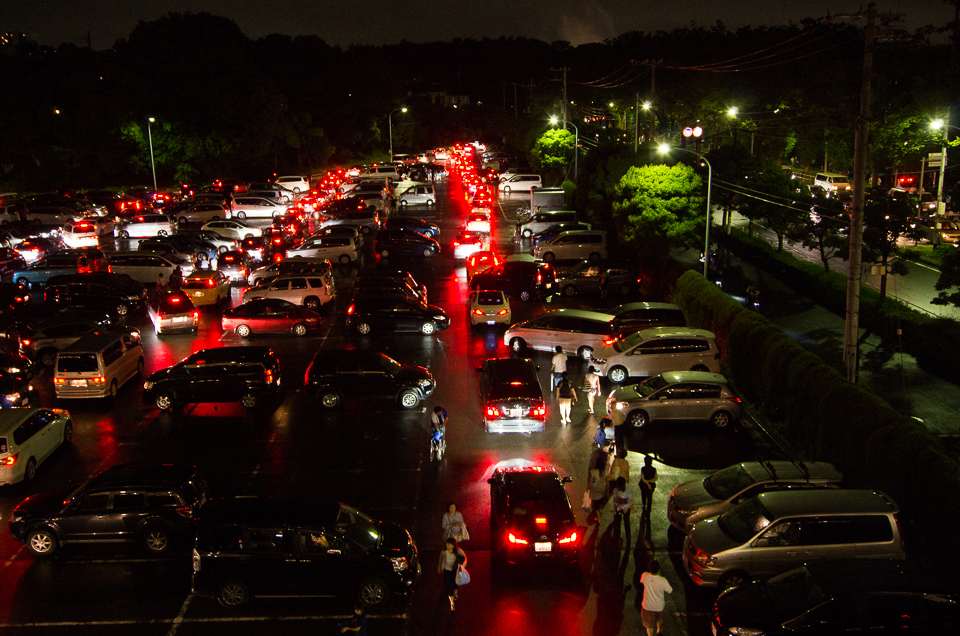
550,346 -> 567,392
640,559 -> 673,635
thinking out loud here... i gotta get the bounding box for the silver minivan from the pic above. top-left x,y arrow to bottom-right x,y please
604,370 -> 742,428
54,332 -> 144,399
590,327 -> 721,383
0,408 -> 73,485
682,489 -> 904,589
533,230 -> 608,263
504,308 -> 616,360
516,210 -> 578,238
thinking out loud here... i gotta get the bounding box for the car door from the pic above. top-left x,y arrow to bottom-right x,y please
748,519 -> 805,580
31,410 -> 63,462
295,530 -> 348,597
241,527 -> 301,597
180,365 -> 227,403
645,384 -> 695,421
265,278 -> 291,302
357,353 -> 398,395
284,278 -> 308,304
55,492 -> 116,541
110,491 -> 149,541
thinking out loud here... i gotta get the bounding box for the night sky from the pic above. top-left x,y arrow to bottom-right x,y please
1,0 -> 954,50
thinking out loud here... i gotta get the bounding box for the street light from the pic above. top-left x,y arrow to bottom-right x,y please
388,107 -> 408,163
658,143 -> 713,278
931,117 -> 956,228
549,115 -> 578,181
147,117 -> 157,191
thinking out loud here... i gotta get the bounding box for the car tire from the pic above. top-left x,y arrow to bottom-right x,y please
118,230 -> 130,239
338,254 -> 351,265
38,348 -> 58,367
504,186 -> 512,194
399,390 -> 420,409
195,252 -> 208,262
217,580 -> 249,608
421,321 -> 436,335
510,337 -> 526,353
588,252 -> 602,263
423,248 -> 435,257
380,249 -> 389,258
292,323 -> 308,337
519,290 -> 531,302
62,422 -> 73,444
243,233 -> 253,240
356,322 -> 372,335
577,346 -> 593,360
542,252 -> 555,262
427,199 -> 435,205
711,410 -> 733,428
155,393 -> 174,410
218,245 -> 229,254
627,410 -> 649,427
142,526 -> 171,554
235,324 -> 251,338
562,284 -> 577,297
26,528 -> 58,557
236,211 -> 246,219
117,304 -> 129,317
608,366 -> 628,384
109,380 -> 119,398
24,457 -> 37,481
521,228 -> 532,238
619,284 -> 631,296
357,577 -> 390,607
718,570 -> 751,590
399,199 -> 408,206
240,393 -> 258,409
15,276 -> 29,288
304,297 -> 320,310
320,392 -> 341,408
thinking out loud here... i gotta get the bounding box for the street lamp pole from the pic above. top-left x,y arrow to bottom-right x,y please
549,116 -> 578,181
659,144 -> 712,278
388,107 -> 408,163
932,116 -> 954,232
147,117 -> 157,191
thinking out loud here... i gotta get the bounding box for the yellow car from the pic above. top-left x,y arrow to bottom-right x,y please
182,271 -> 231,306
469,289 -> 511,327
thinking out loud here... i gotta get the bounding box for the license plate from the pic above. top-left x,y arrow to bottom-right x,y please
69,379 -> 86,387
510,408 -> 524,417
486,321 -> 495,325
193,292 -> 203,297
534,542 -> 552,552
173,316 -> 189,323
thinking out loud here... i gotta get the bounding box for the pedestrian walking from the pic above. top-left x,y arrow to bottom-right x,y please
550,346 -> 567,392
168,265 -> 183,289
641,559 -> 673,636
594,417 -> 615,453
611,476 -> 633,540
587,455 -> 608,524
442,502 -> 469,543
438,538 -> 466,611
156,273 -> 166,292
557,371 -> 577,424
582,365 -> 601,414
599,268 -> 609,300
639,455 -> 658,512
339,602 -> 368,635
609,447 -> 631,485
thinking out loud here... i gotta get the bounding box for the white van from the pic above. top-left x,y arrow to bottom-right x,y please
533,230 -> 607,263
106,251 -> 194,284
590,327 -> 721,383
515,210 -> 579,238
54,332 -> 144,399
498,174 -> 542,194
0,408 -> 73,485
116,214 -> 176,239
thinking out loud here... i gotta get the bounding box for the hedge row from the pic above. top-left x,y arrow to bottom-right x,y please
672,270 -> 960,558
716,230 -> 960,383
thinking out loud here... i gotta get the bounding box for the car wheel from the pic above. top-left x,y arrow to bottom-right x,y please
608,366 -> 628,384
27,528 -> 58,557
304,297 -> 320,310
143,526 -> 171,554
15,276 -> 29,288
718,571 -> 751,590
521,228 -> 532,238
38,348 -> 57,367
542,252 -> 555,262
137,358 -> 144,376
109,380 -> 119,398
380,249 -> 389,258
236,211 -> 246,219
563,284 -> 577,297
292,323 -> 308,336
399,390 -> 420,409
519,290 -> 531,302
118,230 -> 130,239
357,577 -> 390,607
24,457 -> 37,481
577,346 -> 593,360
711,410 -> 733,428
423,248 -> 435,257
240,393 -> 258,409
627,410 -> 649,427
504,186 -> 512,194
195,252 -> 208,262
155,393 -> 174,410
338,254 -> 351,265
421,321 -> 436,335
62,422 -> 73,444
427,199 -> 435,205
218,245 -> 229,254
619,284 -> 631,296
117,304 -> 129,317
235,324 -> 251,338
217,580 -> 249,608
320,392 -> 340,408
399,199 -> 408,206
588,252 -> 602,263
243,233 -> 253,240
510,337 -> 526,353
356,322 -> 372,335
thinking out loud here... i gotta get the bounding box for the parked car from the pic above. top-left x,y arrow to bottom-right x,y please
246,258 -> 333,287
53,331 -> 144,399
380,216 -> 440,239
44,272 -> 147,319
9,463 -> 210,556
591,327 -> 721,383
180,271 -> 231,307
605,371 -> 742,428
105,251 -> 194,285
201,220 -> 263,241
354,272 -> 426,304
478,357 -> 545,433
174,203 -> 226,225
609,302 -> 686,333
222,298 -> 320,337
466,250 -> 499,282
116,214 -> 176,239
668,461 -> 844,535
346,296 -> 449,335
143,346 -> 281,411
554,261 -> 637,298
488,464 -> 581,570
304,349 -> 435,409
399,184 -> 436,206
504,309 -> 616,360
0,408 -> 73,485
0,371 -> 39,408
191,497 -> 420,608
228,196 -> 286,220
375,229 -> 440,258
146,290 -> 198,335
452,229 -> 489,260
19,318 -> 120,366
61,218 -> 114,248
469,290 -> 511,327
273,175 -> 310,193
0,247 -> 26,277
216,250 -> 255,282
241,274 -> 333,310
498,174 -> 542,193
286,235 -> 359,265
469,258 -> 556,301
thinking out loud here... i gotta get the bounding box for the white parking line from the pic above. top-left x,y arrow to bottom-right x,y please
0,612 -> 407,629
165,595 -> 192,636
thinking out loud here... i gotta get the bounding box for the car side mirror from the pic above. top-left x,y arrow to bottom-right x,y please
487,478 -> 495,485
561,476 -> 573,483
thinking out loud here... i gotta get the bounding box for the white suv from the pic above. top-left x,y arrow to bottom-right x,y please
241,274 -> 334,310
116,214 -> 175,239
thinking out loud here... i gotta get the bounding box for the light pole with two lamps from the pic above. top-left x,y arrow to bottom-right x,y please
388,107 -> 408,163
549,116 -> 578,181
658,143 -> 712,278
147,117 -> 157,191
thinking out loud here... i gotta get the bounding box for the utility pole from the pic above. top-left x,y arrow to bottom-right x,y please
843,3 -> 875,384
634,91 -> 640,152
550,67 -> 570,129
648,63 -> 656,142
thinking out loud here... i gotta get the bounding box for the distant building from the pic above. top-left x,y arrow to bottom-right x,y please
424,92 -> 471,108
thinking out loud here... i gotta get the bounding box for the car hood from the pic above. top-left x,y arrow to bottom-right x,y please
670,479 -> 716,512
13,486 -> 74,517
688,516 -> 739,555
398,364 -> 432,384
591,343 -> 617,360
610,385 -> 642,401
146,366 -> 176,382
715,584 -> 780,632
425,304 -> 448,318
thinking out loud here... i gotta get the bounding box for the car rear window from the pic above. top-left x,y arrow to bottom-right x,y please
182,279 -> 212,290
57,353 -> 99,373
159,297 -> 193,313
477,292 -> 504,306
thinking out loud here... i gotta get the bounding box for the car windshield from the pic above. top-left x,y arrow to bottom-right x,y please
614,332 -> 645,353
336,504 -> 381,552
635,375 -> 669,397
56,353 -> 99,373
716,496 -> 774,544
764,567 -> 826,618
377,354 -> 402,376
703,464 -> 756,500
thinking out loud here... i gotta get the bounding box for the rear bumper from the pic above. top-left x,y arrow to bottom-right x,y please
485,417 -> 545,433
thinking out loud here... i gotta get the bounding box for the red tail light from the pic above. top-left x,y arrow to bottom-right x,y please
89,376 -> 106,384
486,405 -> 501,418
727,397 -> 741,404
532,404 -> 546,419
603,338 -> 616,345
207,278 -> 216,287
169,297 -> 181,304
473,309 -> 484,316
497,309 -> 508,315
20,339 -> 31,347
265,369 -> 274,384
537,271 -> 542,283
54,378 -> 66,384
535,517 -> 547,526
559,531 -> 578,545
193,311 -> 199,320
508,533 -> 528,545
1,454 -> 17,466
347,304 -> 355,315
176,505 -> 194,519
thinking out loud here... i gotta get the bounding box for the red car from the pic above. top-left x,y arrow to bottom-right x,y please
221,298 -> 320,338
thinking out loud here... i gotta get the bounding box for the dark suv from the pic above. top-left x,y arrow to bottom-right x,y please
44,272 -> 148,319
375,229 -> 440,258
470,258 -> 556,301
192,497 -> 421,608
9,463 -> 210,557
488,465 -> 581,570
304,349 -> 434,409
346,296 -> 449,335
143,346 -> 281,410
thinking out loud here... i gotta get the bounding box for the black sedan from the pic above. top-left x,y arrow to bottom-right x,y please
488,465 -> 581,571
346,296 -> 449,335
303,349 -> 435,409
478,357 -> 545,433
380,216 -> 440,238
375,229 -> 440,258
